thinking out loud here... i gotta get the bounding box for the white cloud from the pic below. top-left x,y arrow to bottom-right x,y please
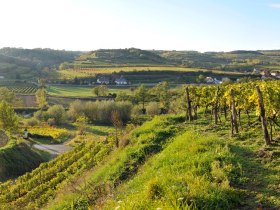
269,4 -> 280,8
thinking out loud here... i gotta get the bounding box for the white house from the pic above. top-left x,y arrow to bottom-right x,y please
115,76 -> 128,85
205,77 -> 214,83
271,71 -> 280,78
97,77 -> 110,85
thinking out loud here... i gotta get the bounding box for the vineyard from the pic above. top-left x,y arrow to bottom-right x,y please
28,126 -> 70,143
7,86 -> 39,94
179,80 -> 280,144
0,80 -> 279,209
0,140 -> 114,209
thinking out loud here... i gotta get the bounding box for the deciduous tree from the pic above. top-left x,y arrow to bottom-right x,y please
0,100 -> 18,132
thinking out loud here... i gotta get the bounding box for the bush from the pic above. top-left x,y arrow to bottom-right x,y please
33,110 -> 48,121
131,105 -> 143,117
44,105 -> 66,125
25,118 -> 39,126
47,118 -> 56,126
146,102 -> 160,116
146,179 -> 164,199
67,100 -> 85,121
78,101 -> 132,125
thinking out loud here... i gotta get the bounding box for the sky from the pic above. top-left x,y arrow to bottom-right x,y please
0,0 -> 280,52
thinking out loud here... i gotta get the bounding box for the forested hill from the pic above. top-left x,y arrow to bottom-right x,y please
74,48 -> 168,65
1,47 -> 280,80
154,50 -> 280,71
0,48 -> 81,79
65,48 -> 280,72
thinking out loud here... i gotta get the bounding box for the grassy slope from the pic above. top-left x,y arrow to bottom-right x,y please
0,139 -> 49,182
47,85 -> 132,97
44,115 -> 279,210
0,114 -> 277,209
104,131 -> 242,210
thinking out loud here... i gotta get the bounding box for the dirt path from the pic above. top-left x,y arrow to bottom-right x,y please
33,144 -> 73,155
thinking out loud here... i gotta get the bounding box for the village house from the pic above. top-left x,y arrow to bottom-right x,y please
96,76 -> 110,85
205,77 -> 214,83
271,71 -> 280,79
115,76 -> 128,85
260,70 -> 271,77
252,68 -> 260,75
204,77 -> 222,84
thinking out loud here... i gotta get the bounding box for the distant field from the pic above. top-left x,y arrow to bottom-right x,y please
7,86 -> 38,94
47,86 -> 93,97
47,85 -> 133,97
58,66 -> 245,79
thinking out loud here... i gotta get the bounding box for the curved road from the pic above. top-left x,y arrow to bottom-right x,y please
33,144 -> 73,155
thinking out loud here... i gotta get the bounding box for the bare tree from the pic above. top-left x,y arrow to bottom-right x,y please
256,86 -> 270,145
111,110 -> 123,147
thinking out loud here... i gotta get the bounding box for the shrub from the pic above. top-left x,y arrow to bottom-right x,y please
47,118 -> 56,126
131,105 -> 143,117
33,110 -> 48,121
67,100 -> 85,121
46,105 -> 66,125
146,102 -> 160,116
25,118 -> 39,126
146,179 -> 164,199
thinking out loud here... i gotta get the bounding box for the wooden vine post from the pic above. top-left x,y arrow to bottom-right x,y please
185,86 -> 193,121
214,86 -> 220,125
255,86 -> 271,145
230,89 -> 239,135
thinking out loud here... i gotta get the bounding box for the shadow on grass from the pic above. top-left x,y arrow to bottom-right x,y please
229,144 -> 280,210
86,127 -> 109,136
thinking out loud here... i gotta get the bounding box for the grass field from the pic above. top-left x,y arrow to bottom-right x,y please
58,66 -> 245,79
47,85 -> 133,97
47,86 -> 94,97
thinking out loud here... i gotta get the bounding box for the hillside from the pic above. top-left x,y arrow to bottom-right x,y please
54,48 -> 280,84
69,48 -> 168,67
0,139 -> 49,182
60,48 -> 280,72
156,50 -> 280,71
0,48 -> 81,79
0,113 -> 279,209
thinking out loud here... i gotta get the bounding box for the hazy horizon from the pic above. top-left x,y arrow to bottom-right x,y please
1,46 -> 280,53
1,0 -> 280,52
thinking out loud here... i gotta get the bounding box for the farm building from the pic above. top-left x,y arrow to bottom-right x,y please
97,76 -> 110,85
271,71 -> 280,78
115,76 -> 128,85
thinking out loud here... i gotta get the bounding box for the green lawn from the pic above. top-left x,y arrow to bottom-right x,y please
47,85 -> 133,97
57,66 -> 245,79
47,86 -> 94,97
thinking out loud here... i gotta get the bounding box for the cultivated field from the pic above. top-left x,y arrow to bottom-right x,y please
47,85 -> 133,97
58,65 -> 246,80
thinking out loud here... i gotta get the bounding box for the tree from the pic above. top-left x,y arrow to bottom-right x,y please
75,116 -> 87,135
111,110 -> 123,147
35,88 -> 48,109
115,91 -> 131,102
196,74 -> 205,83
0,100 -> 18,132
151,81 -> 170,112
0,87 -> 22,106
46,105 -> 66,125
135,84 -> 150,114
92,85 -> 108,96
67,100 -> 85,121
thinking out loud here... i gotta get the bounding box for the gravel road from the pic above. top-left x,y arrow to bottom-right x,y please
33,144 -> 73,155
